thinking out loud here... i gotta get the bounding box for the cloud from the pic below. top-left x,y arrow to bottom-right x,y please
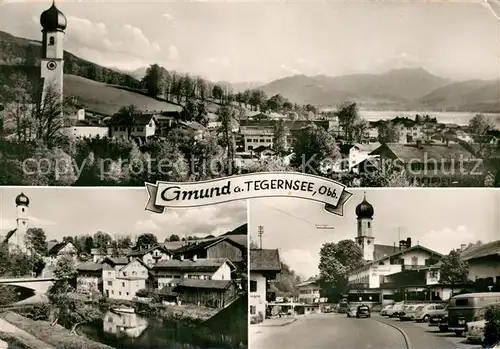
280,64 -> 302,75
169,45 -> 179,61
28,216 -> 57,227
161,13 -> 177,27
64,16 -> 164,67
135,219 -> 161,232
376,52 -> 422,72
419,225 -> 477,254
146,201 -> 247,240
281,249 -> 319,279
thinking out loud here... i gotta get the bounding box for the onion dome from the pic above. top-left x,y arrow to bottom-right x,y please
355,193 -> 374,219
15,193 -> 30,207
40,1 -> 67,32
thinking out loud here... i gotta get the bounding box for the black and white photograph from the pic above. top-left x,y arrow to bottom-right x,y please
0,1 -> 500,187
249,190 -> 500,349
0,188 -> 248,349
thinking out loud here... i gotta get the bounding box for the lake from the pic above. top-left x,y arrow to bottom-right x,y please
81,310 -> 247,349
323,109 -> 500,128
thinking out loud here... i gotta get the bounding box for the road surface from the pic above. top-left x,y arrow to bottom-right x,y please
250,313 -> 408,349
250,313 -> 481,349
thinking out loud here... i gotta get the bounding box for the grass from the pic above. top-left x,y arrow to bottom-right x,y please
0,331 -> 33,349
64,74 -> 183,116
0,311 -> 114,349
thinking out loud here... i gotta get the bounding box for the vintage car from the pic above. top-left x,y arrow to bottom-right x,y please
347,306 -> 357,318
415,303 -> 447,322
380,305 -> 393,316
356,305 -> 371,318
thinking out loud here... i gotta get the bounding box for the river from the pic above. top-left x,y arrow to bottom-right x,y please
80,310 -> 247,349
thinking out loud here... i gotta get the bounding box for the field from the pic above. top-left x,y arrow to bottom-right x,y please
64,74 -> 183,116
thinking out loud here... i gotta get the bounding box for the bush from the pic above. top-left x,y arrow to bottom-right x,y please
30,303 -> 51,321
484,306 -> 500,346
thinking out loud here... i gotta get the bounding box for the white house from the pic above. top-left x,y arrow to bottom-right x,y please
102,257 -> 149,300
348,143 -> 381,172
461,240 -> 500,283
240,126 -> 275,153
127,245 -> 172,268
249,249 -> 282,323
296,279 -> 321,305
152,257 -> 234,290
108,114 -> 157,143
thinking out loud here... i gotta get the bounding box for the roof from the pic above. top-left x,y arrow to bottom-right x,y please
107,114 -> 156,126
460,240 -> 500,261
2,229 -> 16,243
48,241 -> 77,256
76,262 -> 103,272
374,244 -> 398,260
174,236 -> 245,255
101,257 -> 130,265
222,224 -> 248,236
250,249 -> 282,272
152,258 -> 229,272
353,143 -> 381,152
162,241 -> 185,250
173,279 -> 233,290
90,247 -> 132,255
127,245 -> 171,257
179,121 -> 206,131
240,127 -> 275,136
370,143 -> 477,161
295,278 -> 320,288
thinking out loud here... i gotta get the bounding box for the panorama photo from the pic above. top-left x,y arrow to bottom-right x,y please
0,187 -> 248,349
0,1 -> 499,187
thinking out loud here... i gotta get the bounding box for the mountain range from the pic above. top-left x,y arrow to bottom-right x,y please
1,29 -> 499,112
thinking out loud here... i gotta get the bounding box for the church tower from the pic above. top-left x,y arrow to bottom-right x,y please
355,193 -> 375,261
14,193 -> 30,253
40,1 -> 67,108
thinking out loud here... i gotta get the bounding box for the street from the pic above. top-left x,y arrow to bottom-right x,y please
250,313 -> 483,349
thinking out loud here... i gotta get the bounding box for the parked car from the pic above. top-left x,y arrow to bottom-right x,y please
400,304 -> 421,321
387,303 -> 404,318
465,304 -> 500,344
448,292 -> 500,337
356,305 -> 371,318
429,307 -> 449,329
438,314 -> 449,333
347,306 -> 357,318
380,305 -> 393,316
415,303 -> 447,323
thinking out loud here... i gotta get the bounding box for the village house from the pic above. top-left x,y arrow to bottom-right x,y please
127,245 -> 172,268
152,257 -> 235,291
241,126 -> 275,153
177,121 -> 206,140
339,143 -> 381,172
90,247 -> 133,263
296,279 -> 321,305
102,257 -> 149,301
460,240 -> 500,291
249,248 -> 282,323
173,279 -> 240,309
108,114 -> 158,144
63,108 -> 108,139
365,142 -> 482,186
76,262 -> 103,294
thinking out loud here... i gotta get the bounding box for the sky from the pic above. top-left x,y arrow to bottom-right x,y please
0,187 -> 247,242
1,0 -> 500,82
249,189 -> 500,279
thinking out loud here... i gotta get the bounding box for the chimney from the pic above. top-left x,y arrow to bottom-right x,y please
192,255 -> 197,262
399,240 -> 407,250
460,244 -> 467,251
406,237 -> 412,248
416,140 -> 423,149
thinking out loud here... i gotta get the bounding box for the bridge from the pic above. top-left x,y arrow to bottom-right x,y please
0,277 -> 55,293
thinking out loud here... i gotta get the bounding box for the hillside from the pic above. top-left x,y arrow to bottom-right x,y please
258,68 -> 453,109
64,75 -> 182,115
418,79 -> 500,112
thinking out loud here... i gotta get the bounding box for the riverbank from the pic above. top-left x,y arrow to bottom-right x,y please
0,311 -> 114,349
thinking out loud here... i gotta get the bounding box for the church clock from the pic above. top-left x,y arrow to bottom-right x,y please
46,60 -> 57,71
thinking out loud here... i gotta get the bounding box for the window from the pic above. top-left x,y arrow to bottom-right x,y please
411,256 -> 418,266
122,282 -> 125,287
436,305 -> 444,310
108,272 -> 112,276
250,306 -> 256,315
111,290 -> 114,295
126,292 -> 129,296
49,36 -> 55,45
455,299 -> 469,306
250,280 -> 257,292
107,281 -> 112,286
119,291 -> 122,296
247,139 -> 252,142
367,222 -> 371,228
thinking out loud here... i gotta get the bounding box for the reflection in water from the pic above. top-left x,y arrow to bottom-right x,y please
103,311 -> 148,338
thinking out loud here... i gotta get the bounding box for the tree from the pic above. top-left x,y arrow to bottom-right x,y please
469,114 -> 495,146
272,119 -> 287,154
116,235 -> 133,249
318,240 -> 364,301
377,121 -> 400,143
25,228 -> 47,256
217,106 -> 236,169
351,119 -> 368,143
265,94 -> 286,112
168,234 -> 180,242
249,90 -> 267,111
137,233 -> 158,248
112,104 -> 141,140
335,102 -> 361,142
93,231 -> 112,255
35,82 -> 67,148
291,124 -> 340,175
212,85 -> 224,102
143,64 -> 164,97
359,162 -> 420,188
439,249 -> 469,294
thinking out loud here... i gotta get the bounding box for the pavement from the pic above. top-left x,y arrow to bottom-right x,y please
250,313 -> 484,349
